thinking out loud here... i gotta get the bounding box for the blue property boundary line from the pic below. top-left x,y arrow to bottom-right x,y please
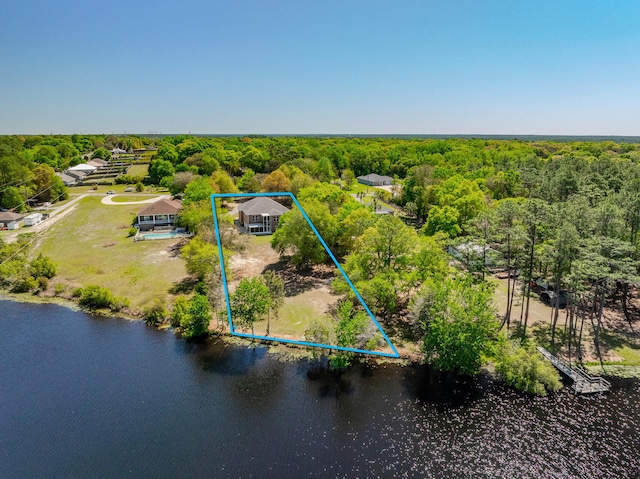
211,192 -> 400,358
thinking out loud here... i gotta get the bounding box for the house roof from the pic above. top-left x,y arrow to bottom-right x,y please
238,196 -> 289,216
137,198 -> 182,216
68,163 -> 97,172
66,169 -> 88,179
57,172 -> 76,183
88,159 -> 107,167
0,211 -> 25,223
357,173 -> 394,183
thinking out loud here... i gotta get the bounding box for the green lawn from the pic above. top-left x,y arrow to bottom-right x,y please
38,196 -> 187,309
248,295 -> 334,339
128,164 -> 149,177
344,182 -> 371,194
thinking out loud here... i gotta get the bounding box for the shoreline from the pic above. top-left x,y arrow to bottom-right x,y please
0,290 -> 412,365
4,290 -> 638,379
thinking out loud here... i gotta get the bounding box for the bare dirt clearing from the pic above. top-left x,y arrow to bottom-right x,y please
492,276 -> 640,366
226,235 -> 340,341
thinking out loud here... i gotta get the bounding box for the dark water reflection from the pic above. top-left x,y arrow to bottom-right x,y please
1,300 -> 639,478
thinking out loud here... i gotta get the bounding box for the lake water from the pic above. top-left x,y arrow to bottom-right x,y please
2,300 -> 640,478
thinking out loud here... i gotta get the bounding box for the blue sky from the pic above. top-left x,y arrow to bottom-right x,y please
1,0 -> 639,135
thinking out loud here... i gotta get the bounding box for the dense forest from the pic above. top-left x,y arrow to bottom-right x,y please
3,134 -> 640,394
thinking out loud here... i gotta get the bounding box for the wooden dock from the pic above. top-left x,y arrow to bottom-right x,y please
536,347 -> 611,394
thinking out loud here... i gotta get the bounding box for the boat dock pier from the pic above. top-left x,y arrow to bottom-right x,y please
537,347 -> 611,394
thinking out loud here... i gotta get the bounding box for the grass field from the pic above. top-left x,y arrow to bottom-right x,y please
226,234 -> 339,340
128,164 -> 149,177
38,196 -> 187,309
246,289 -> 336,339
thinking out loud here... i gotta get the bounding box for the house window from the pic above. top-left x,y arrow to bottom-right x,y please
155,215 -> 168,221
141,215 -> 153,222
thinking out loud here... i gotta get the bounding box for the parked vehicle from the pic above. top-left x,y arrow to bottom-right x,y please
531,278 -> 568,308
539,290 -> 568,308
106,190 -> 116,195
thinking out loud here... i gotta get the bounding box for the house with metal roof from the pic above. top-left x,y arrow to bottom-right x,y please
65,169 -> 88,181
56,172 -> 77,186
68,163 -> 98,174
87,158 -> 108,168
136,198 -> 182,231
237,196 -> 289,234
356,173 -> 394,186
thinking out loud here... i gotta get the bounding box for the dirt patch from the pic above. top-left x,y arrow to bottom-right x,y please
493,276 -> 640,364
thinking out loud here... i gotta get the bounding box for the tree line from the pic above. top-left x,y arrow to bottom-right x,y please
6,133 -> 640,394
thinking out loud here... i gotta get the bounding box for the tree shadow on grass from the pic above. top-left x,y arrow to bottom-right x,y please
262,259 -> 335,298
167,239 -> 188,258
599,329 -> 640,353
169,277 -> 198,294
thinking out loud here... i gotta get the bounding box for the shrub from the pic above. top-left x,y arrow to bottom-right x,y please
11,275 -> 38,293
115,174 -> 145,185
111,296 -> 130,311
54,283 -> 66,295
29,254 -> 57,279
71,287 -> 83,298
135,182 -> 144,192
143,300 -> 169,325
171,295 -> 190,327
495,339 -> 562,396
78,285 -> 117,309
36,276 -> 49,292
127,227 -> 138,237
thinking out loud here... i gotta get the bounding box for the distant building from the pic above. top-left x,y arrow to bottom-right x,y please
111,148 -> 127,155
87,158 -> 108,168
237,196 -> 289,235
136,198 -> 182,231
65,169 -> 88,181
68,163 -> 98,174
357,173 -> 393,186
56,172 -> 77,186
0,212 -> 25,230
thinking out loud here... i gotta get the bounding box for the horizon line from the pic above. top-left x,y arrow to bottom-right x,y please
2,132 -> 640,141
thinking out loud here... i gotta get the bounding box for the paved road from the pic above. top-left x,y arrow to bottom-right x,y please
2,194 -> 88,242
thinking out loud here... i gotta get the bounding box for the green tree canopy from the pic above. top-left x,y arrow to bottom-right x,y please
416,276 -> 498,375
230,277 -> 271,335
